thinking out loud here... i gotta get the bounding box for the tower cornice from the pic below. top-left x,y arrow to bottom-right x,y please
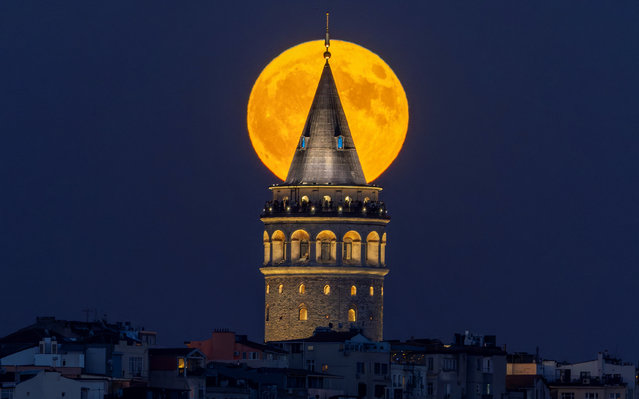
260,266 -> 389,277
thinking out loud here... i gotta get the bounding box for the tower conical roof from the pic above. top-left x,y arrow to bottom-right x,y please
284,62 -> 367,186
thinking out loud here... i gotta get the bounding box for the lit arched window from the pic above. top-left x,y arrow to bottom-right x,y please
366,231 -> 380,266
301,195 -> 309,205
381,286 -> 384,296
351,285 -> 357,296
272,230 -> 286,263
266,284 -> 270,294
300,137 -> 306,149
278,284 -> 283,294
316,230 -> 337,263
369,286 -> 374,296
291,230 -> 310,261
265,305 -> 270,321
348,308 -> 356,322
363,197 -> 370,204
344,196 -> 352,206
299,307 -> 308,321
323,285 -> 331,295
323,195 -> 331,203
299,284 -> 305,294
337,136 -> 344,149
343,231 -> 362,263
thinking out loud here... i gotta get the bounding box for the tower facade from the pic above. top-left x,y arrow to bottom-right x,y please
260,41 -> 390,342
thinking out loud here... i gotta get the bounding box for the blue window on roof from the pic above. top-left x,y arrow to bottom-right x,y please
301,137 -> 306,148
337,136 -> 343,149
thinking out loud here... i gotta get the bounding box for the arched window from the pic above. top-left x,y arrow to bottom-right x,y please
381,233 -> 387,265
323,285 -> 331,295
343,231 -> 362,263
348,308 -> 356,322
322,195 -> 331,209
316,230 -> 337,263
363,197 -> 370,204
265,305 -> 270,321
301,195 -> 309,205
299,284 -> 305,294
366,231 -> 380,266
272,230 -> 286,263
337,136 -> 344,149
344,196 -> 352,207
300,136 -> 306,149
381,286 -> 384,296
299,307 -> 308,321
351,285 -> 357,296
263,231 -> 270,265
369,286 -> 374,296
278,284 -> 283,294
291,230 -> 310,261
266,284 -> 270,294
323,195 -> 331,203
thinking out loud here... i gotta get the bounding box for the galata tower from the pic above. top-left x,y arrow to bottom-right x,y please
260,25 -> 389,342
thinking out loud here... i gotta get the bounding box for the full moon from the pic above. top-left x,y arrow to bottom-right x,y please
247,40 -> 409,183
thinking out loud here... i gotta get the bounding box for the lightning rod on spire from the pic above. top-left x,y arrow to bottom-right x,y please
324,12 -> 331,60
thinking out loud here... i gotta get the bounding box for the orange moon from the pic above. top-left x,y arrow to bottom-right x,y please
247,40 -> 409,183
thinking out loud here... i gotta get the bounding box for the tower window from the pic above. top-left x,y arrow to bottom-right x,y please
323,285 -> 331,295
300,137 -> 306,148
278,284 -> 283,294
348,308 -> 356,322
299,307 -> 308,321
301,195 -> 309,205
337,136 -> 343,149
351,285 -> 357,296
266,284 -> 270,294
370,286 -> 374,296
265,305 -> 270,321
299,284 -> 305,294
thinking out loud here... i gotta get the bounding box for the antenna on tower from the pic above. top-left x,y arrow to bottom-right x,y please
324,12 -> 331,60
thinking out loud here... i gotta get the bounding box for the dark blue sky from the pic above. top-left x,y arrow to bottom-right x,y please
1,1 -> 638,363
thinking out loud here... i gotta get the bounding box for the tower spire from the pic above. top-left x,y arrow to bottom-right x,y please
324,12 -> 331,60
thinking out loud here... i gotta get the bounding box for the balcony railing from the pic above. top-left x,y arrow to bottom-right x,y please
261,199 -> 390,219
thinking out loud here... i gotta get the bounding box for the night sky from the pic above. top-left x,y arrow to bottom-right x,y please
1,1 -> 638,363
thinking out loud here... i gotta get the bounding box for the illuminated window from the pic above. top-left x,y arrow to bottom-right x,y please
366,231 -> 380,266
272,230 -> 286,263
322,364 -> 329,371
278,284 -> 283,294
381,286 -> 384,296
324,285 -> 331,295
178,357 -> 185,375
316,230 -> 336,263
323,195 -> 331,203
299,284 -> 305,294
266,284 -> 270,294
344,196 -> 352,206
337,136 -> 343,149
291,230 -> 310,261
351,286 -> 357,296
363,197 -> 370,204
301,195 -> 309,204
265,305 -> 270,321
343,231 -> 361,263
299,307 -> 308,321
348,308 -> 356,322
369,286 -> 374,296
300,137 -> 306,148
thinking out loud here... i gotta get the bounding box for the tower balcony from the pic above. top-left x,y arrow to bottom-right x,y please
261,199 -> 390,220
